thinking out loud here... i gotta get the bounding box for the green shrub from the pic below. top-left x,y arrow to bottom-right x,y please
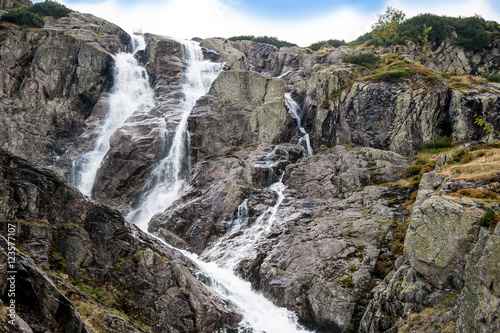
27,0 -> 73,18
228,35 -> 296,48
350,9 -> 500,51
342,52 -> 380,68
426,75 -> 438,84
0,8 -> 44,28
371,68 -> 413,82
308,41 -> 325,51
420,136 -> 453,152
71,279 -> 104,301
482,73 -> 500,83
479,207 -> 497,227
402,164 -> 422,178
330,88 -> 341,98
326,39 -> 346,48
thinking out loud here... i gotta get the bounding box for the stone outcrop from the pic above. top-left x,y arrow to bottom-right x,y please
360,167 -> 500,332
0,0 -> 30,8
300,75 -> 450,155
448,84 -> 500,141
0,149 -> 240,332
457,226 -> 500,332
150,143 -> 412,330
235,147 -> 411,331
189,70 -> 296,162
0,12 -> 130,165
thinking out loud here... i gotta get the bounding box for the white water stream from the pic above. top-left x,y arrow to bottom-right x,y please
285,93 -> 314,156
74,36 -> 312,333
126,40 -> 221,230
73,37 -> 155,197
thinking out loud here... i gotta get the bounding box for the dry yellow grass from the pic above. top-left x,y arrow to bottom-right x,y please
448,74 -> 487,89
439,149 -> 500,183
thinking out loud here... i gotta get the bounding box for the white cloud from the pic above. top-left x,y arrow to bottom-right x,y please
60,0 -> 499,46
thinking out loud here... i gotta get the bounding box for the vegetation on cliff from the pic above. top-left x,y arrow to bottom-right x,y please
350,7 -> 500,51
228,35 -> 297,48
307,38 -> 346,51
0,0 -> 73,27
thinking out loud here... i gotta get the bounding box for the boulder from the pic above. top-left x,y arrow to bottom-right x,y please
189,70 -> 296,163
404,195 -> 482,288
457,225 -> 500,332
200,38 -> 249,71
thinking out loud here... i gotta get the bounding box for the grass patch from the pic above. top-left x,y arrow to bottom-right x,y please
420,136 -> 454,153
448,74 -> 486,90
450,188 -> 500,202
400,156 -> 437,189
71,279 -> 104,301
342,52 -> 380,68
482,73 -> 500,83
399,291 -> 458,333
439,148 -> 500,183
361,57 -> 438,83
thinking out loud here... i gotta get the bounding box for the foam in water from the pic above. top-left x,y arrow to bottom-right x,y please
202,180 -> 285,269
126,40 -> 222,230
73,36 -> 154,196
285,93 -> 314,156
183,178 -> 311,333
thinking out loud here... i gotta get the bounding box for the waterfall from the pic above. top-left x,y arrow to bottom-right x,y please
184,178 -> 312,333
285,93 -> 314,156
72,36 -> 155,197
75,36 -> 312,332
126,40 -> 222,230
201,180 -> 285,269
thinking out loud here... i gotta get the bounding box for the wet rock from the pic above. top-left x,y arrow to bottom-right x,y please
91,34 -> 186,208
149,144 -> 303,253
234,146 -> 411,331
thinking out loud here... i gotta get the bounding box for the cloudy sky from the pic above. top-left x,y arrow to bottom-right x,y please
34,0 -> 500,46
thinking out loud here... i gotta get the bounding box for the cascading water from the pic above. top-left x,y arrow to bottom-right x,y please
201,180 -> 285,268
126,40 -> 221,230
76,36 -> 312,332
72,36 -> 155,196
184,178 -> 312,333
285,93 -> 314,156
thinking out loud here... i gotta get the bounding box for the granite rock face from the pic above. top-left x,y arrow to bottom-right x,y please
0,149 -> 241,332
0,13 -> 130,165
189,70 -> 295,163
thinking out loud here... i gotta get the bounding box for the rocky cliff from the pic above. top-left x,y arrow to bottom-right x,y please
0,6 -> 499,333
0,11 -> 130,165
0,149 -> 240,332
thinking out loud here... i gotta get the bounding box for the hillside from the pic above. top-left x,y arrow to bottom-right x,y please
0,1 -> 499,333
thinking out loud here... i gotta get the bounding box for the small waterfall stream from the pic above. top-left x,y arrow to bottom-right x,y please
74,36 -> 312,333
285,93 -> 314,156
72,37 -> 155,196
126,40 -> 221,230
